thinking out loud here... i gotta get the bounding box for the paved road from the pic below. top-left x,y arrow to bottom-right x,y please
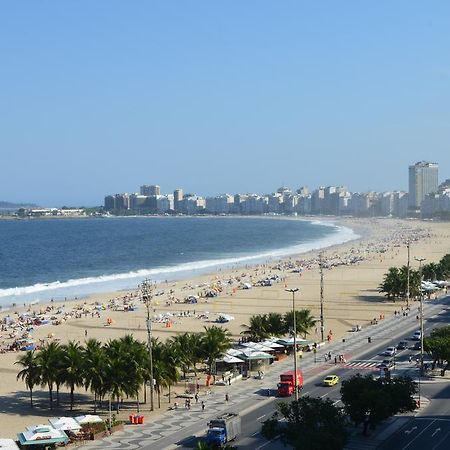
79,294 -> 450,450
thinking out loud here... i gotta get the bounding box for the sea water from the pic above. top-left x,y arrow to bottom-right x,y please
0,216 -> 358,308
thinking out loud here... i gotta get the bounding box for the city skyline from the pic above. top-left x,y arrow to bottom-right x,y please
1,2 -> 450,205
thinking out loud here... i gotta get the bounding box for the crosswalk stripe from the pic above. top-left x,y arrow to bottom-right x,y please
344,360 -> 379,370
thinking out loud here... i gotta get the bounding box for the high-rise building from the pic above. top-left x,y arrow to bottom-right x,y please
408,161 -> 438,209
140,184 -> 161,196
173,189 -> 183,212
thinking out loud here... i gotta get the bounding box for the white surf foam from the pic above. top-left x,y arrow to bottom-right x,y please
0,222 -> 359,304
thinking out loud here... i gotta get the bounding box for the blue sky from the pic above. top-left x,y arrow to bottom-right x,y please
1,1 -> 450,206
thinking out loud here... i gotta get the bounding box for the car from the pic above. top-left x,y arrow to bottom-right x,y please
412,330 -> 421,340
323,375 -> 340,386
413,341 -> 421,350
377,359 -> 394,369
397,341 -> 408,350
383,347 -> 397,356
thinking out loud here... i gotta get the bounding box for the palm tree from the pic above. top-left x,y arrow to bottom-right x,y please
284,309 -> 317,338
103,339 -> 129,412
61,341 -> 85,410
241,315 -> 270,340
82,339 -> 106,412
265,312 -> 286,336
200,326 -> 233,376
37,341 -> 61,409
296,309 -> 317,338
15,350 -> 41,407
171,333 -> 194,378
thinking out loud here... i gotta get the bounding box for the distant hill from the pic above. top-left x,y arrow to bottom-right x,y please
0,201 -> 38,209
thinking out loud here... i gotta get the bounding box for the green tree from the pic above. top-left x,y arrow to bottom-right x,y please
241,315 -> 270,340
341,374 -> 417,434
61,341 -> 85,410
200,326 -> 232,375
82,339 -> 107,412
37,342 -> 62,409
15,350 -> 41,407
261,396 -> 348,450
424,326 -> 450,374
265,312 -> 286,336
284,309 -> 317,338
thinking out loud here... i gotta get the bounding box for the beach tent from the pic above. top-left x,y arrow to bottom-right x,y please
49,417 -> 81,433
17,425 -> 69,447
241,351 -> 274,360
75,414 -> 103,425
276,337 -> 309,347
261,340 -> 285,349
0,439 -> 20,450
226,348 -> 245,357
215,355 -> 245,364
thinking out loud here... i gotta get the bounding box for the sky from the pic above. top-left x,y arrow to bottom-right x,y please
1,1 -> 450,206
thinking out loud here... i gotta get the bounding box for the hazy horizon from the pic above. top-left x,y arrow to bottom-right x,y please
1,2 -> 449,205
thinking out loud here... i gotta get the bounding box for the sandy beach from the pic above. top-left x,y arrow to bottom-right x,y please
0,217 -> 449,439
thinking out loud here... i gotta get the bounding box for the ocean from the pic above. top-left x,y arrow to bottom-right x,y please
0,216 -> 358,308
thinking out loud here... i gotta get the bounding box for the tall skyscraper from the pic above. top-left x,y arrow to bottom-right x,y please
140,184 -> 161,196
173,188 -> 183,212
408,161 -> 439,209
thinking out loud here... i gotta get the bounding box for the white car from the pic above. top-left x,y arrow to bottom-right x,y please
383,347 -> 397,357
412,330 -> 421,340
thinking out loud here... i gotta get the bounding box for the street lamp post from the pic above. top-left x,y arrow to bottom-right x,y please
141,279 -> 155,412
415,257 -> 426,377
406,242 -> 410,309
415,257 -> 426,408
319,255 -> 325,342
286,288 -> 299,401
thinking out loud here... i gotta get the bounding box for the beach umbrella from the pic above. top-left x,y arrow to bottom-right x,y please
17,425 -> 69,447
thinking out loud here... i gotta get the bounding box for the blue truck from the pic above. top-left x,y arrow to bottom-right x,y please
206,412 -> 241,447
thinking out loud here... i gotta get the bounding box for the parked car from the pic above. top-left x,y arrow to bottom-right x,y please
397,341 -> 408,350
383,347 -> 397,357
323,375 -> 340,386
413,341 -> 421,350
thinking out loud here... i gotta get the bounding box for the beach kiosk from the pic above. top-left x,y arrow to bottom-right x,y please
17,424 -> 69,447
0,439 -> 20,450
48,417 -> 81,434
74,414 -> 103,425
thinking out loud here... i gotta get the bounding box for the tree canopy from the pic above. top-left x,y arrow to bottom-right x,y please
241,309 -> 317,340
340,374 -> 417,433
424,325 -> 450,374
262,396 -> 348,450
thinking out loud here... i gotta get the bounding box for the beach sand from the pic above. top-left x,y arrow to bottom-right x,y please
0,217 -> 449,438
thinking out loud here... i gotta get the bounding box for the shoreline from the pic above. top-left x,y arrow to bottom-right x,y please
0,216 -> 361,310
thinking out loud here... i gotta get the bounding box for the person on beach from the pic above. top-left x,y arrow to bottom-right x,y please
201,401 -> 205,411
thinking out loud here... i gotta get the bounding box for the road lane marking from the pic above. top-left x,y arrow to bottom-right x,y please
402,420 -> 436,450
432,429 -> 450,450
256,414 -> 266,421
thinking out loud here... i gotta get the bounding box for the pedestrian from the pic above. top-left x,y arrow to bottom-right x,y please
84,329 -> 88,337
225,393 -> 229,402
228,377 -> 232,385
409,355 -> 412,363
195,393 -> 199,403
328,351 -> 331,360
201,401 -> 205,411
334,356 -> 337,365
